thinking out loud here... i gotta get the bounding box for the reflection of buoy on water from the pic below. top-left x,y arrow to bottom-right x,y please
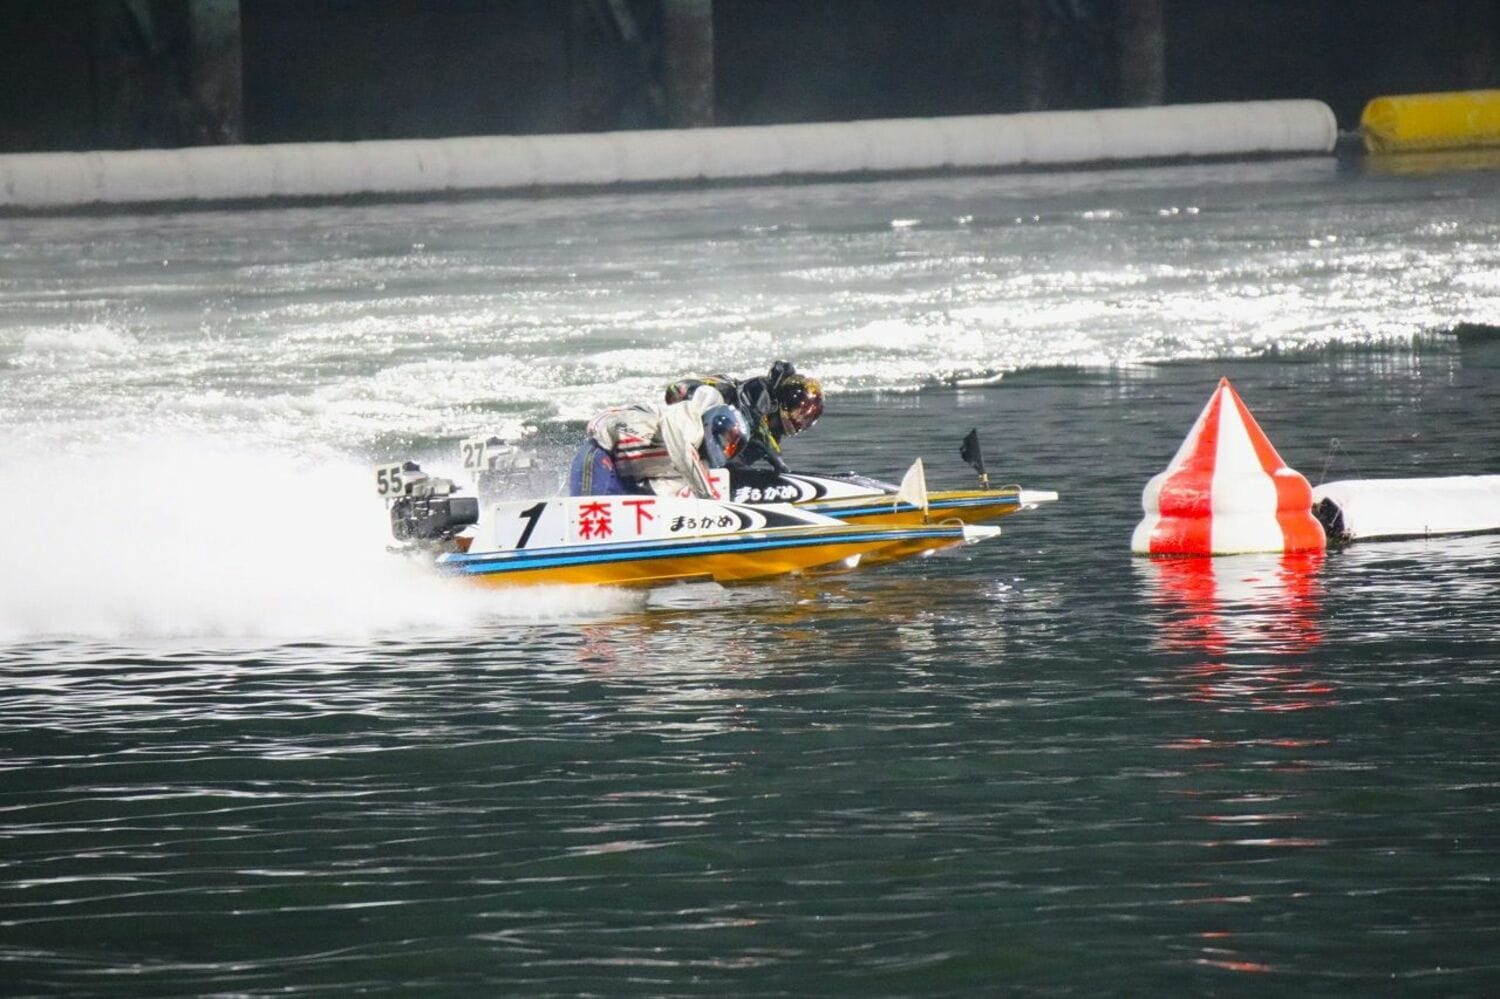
1138,552 -> 1333,712
1132,378 -> 1326,556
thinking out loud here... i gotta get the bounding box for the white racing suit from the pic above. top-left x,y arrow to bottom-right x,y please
583,385 -> 727,498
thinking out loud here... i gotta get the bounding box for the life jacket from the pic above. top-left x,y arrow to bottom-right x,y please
587,385 -> 727,497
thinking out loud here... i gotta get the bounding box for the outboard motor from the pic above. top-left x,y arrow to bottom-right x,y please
377,461 -> 479,547
462,434 -> 539,505
1313,496 -> 1349,545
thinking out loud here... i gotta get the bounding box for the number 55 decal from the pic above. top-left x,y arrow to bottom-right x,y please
374,463 -> 405,497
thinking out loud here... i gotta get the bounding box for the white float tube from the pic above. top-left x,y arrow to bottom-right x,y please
0,99 -> 1338,210
1313,476 -> 1500,542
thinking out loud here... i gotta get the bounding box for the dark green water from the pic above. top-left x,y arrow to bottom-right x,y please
4,352 -> 1499,995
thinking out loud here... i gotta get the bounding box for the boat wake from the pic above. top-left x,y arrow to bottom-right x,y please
0,437 -> 638,647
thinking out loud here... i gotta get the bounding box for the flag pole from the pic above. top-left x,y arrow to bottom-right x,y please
960,429 -> 990,490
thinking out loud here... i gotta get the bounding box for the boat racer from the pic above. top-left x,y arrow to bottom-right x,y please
569,385 -> 751,498
663,361 -> 824,472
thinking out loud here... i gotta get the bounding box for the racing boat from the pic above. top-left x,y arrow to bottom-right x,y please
378,457 -> 1002,589
720,466 -> 1059,530
461,429 -> 1059,532
436,495 -> 996,588
376,431 -> 1055,589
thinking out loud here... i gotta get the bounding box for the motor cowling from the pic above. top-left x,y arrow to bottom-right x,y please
378,461 -> 479,546
391,493 -> 479,543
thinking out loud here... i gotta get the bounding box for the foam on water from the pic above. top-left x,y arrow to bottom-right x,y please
6,163 -> 1499,463
12,322 -> 138,365
0,436 -> 637,645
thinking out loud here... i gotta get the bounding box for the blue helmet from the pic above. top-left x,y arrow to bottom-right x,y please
701,405 -> 750,467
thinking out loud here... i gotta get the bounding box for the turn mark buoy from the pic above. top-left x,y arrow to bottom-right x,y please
1132,378 -> 1326,556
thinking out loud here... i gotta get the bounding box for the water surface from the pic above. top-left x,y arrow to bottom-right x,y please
2,159 -> 1499,994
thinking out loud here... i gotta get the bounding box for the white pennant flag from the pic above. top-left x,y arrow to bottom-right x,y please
895,458 -> 929,516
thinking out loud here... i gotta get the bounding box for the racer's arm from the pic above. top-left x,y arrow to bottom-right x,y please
735,437 -> 789,472
659,385 -> 727,497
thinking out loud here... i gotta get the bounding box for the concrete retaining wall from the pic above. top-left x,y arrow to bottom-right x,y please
0,99 -> 1338,210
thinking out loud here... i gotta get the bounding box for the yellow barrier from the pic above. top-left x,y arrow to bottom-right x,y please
1361,90 -> 1500,153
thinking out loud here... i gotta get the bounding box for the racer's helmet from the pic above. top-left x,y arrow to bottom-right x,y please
701,405 -> 750,467
772,374 -> 824,436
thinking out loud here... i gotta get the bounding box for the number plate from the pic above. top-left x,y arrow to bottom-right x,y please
373,462 -> 406,497
459,436 -> 489,472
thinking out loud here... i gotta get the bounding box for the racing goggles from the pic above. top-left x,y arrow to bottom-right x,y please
721,424 -> 745,460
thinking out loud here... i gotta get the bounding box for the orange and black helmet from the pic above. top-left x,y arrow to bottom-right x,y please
773,375 -> 823,435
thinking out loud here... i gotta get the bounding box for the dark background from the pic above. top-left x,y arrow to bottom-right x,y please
1,0 -> 1496,152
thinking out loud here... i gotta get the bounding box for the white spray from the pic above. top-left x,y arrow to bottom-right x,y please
0,435 -> 637,645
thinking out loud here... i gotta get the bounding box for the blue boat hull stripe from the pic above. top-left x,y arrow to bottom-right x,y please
440,526 -> 963,576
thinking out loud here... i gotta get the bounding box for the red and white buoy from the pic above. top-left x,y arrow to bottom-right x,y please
1132,378 -> 1326,556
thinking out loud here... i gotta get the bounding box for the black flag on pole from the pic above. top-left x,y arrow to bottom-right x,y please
960,429 -> 985,476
